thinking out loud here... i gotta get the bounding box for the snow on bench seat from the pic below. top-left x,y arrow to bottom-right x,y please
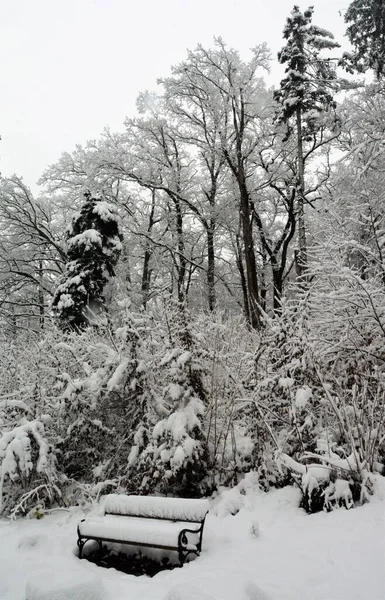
78,514 -> 200,548
103,494 -> 210,522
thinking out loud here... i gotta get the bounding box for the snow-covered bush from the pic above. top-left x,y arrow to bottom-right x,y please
277,451 -> 373,513
197,313 -> 258,488
0,324 -> 118,514
231,247 -> 385,510
127,302 -> 210,497
0,419 -> 60,517
89,298 -> 155,481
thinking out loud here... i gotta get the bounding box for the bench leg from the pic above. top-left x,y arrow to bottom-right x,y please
179,548 -> 200,565
77,538 -> 86,559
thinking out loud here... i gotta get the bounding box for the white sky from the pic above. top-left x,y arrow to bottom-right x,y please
1,0 -> 350,189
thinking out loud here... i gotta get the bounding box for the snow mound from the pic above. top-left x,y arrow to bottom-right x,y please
18,534 -> 46,549
212,486 -> 245,517
26,568 -> 103,600
244,581 -> 273,600
212,472 -> 262,518
164,583 -> 217,600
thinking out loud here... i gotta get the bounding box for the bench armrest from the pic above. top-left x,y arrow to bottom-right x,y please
178,522 -> 203,550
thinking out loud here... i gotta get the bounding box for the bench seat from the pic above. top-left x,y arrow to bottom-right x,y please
78,514 -> 200,548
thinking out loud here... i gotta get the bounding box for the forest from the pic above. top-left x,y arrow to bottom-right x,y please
0,1 -> 384,521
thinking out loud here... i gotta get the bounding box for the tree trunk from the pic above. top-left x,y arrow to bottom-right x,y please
239,178 -> 261,329
38,261 -> 44,329
141,191 -> 156,309
296,106 -> 308,278
260,244 -> 267,313
272,261 -> 283,314
141,247 -> 152,310
207,226 -> 216,312
235,231 -> 250,325
251,187 -> 296,315
223,94 -> 261,328
174,196 -> 186,305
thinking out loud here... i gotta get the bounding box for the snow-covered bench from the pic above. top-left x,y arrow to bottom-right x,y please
77,494 -> 210,565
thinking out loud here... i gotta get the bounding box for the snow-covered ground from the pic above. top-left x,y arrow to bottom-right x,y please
1,478 -> 384,600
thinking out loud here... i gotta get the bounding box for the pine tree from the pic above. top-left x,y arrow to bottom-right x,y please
52,192 -> 123,331
274,6 -> 340,277
342,0 -> 385,79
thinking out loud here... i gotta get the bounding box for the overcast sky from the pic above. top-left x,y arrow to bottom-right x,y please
1,0 -> 350,190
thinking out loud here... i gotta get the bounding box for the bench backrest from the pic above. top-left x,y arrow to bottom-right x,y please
103,494 -> 209,522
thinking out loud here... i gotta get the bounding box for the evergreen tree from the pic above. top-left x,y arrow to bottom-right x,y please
52,192 -> 123,331
274,6 -> 340,277
342,0 -> 385,79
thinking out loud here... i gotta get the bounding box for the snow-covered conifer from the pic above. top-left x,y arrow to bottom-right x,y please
274,6 -> 340,276
52,192 -> 123,331
275,6 -> 340,136
341,0 -> 385,79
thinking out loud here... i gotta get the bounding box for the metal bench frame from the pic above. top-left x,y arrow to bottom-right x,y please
77,502 -> 208,565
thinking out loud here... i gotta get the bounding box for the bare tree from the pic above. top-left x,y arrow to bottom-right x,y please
0,177 -> 65,332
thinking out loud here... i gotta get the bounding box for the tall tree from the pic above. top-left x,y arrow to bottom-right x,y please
0,177 -> 66,333
274,5 -> 340,277
342,0 -> 385,79
160,58 -> 228,312
170,40 -> 271,328
52,192 -> 123,331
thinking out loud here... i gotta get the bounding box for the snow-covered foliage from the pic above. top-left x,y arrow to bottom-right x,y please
0,304 -> 262,514
127,302 -> 210,497
341,0 -> 385,78
0,419 -> 59,517
1,278 -> 382,518
52,191 -> 123,331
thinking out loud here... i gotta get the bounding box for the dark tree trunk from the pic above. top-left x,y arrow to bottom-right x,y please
174,196 -> 186,305
260,244 -> 267,314
239,178 -> 261,330
252,187 -> 296,314
223,93 -> 262,329
272,261 -> 283,314
207,226 -> 216,312
38,261 -> 45,329
296,106 -> 308,278
141,247 -> 152,310
235,230 -> 251,325
141,191 -> 156,310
